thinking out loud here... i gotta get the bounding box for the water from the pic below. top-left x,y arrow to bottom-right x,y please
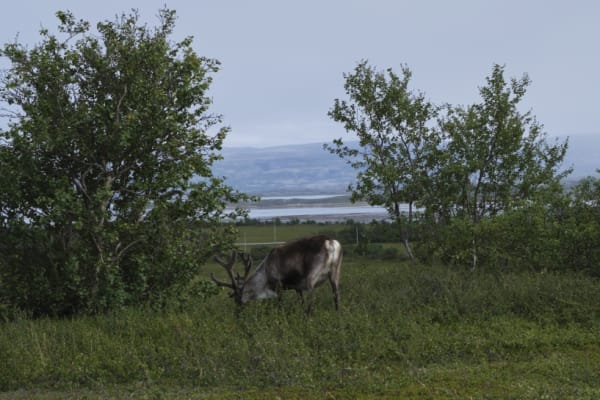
247,205 -> 388,220
261,194 -> 347,200
235,194 -> 419,221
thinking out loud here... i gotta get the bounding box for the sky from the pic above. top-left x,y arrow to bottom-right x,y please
1,0 -> 599,148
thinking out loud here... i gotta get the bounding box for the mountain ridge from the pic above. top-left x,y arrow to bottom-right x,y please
214,134 -> 599,196
213,142 -> 354,196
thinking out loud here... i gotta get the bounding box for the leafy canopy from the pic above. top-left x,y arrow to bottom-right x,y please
327,61 -> 572,269
0,9 -> 245,316
326,61 -> 439,259
433,64 -> 570,223
326,60 -> 438,216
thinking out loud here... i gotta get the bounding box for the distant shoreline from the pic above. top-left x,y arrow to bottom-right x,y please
247,204 -> 388,222
261,194 -> 347,200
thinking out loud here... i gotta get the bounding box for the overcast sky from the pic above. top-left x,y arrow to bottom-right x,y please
1,0 -> 599,147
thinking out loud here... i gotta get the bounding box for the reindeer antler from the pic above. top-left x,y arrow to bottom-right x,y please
211,251 -> 253,304
236,252 -> 253,285
211,251 -> 238,290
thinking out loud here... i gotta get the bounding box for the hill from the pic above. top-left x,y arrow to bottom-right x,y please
214,134 -> 599,196
213,142 -> 355,195
561,132 -> 600,178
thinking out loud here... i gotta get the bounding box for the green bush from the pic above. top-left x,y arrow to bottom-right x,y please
416,182 -> 600,275
0,10 -> 244,316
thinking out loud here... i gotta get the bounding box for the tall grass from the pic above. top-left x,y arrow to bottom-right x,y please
1,259 -> 599,398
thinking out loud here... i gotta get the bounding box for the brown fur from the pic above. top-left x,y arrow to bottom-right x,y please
242,235 -> 343,310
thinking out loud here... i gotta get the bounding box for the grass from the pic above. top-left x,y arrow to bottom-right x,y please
1,249 -> 600,398
2,265 -> 600,398
235,222 -> 346,244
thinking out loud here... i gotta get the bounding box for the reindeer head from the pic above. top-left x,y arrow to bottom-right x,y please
211,251 -> 253,305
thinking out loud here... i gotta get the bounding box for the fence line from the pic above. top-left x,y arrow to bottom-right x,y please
234,241 -> 285,247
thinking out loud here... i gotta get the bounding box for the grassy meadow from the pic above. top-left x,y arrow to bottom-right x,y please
235,222 -> 347,244
1,224 -> 599,399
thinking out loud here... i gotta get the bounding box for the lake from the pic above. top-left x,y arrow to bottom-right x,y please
232,194 -> 423,222
247,205 -> 389,221
240,194 -> 417,222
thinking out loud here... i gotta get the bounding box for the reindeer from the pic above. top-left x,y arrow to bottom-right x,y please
211,235 -> 342,310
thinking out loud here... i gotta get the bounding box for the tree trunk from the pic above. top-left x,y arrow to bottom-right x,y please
396,202 -> 416,262
404,238 -> 416,262
471,237 -> 478,270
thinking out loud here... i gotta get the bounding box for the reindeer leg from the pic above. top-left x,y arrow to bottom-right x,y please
303,289 -> 318,316
330,277 -> 340,311
275,282 -> 284,306
305,302 -> 313,316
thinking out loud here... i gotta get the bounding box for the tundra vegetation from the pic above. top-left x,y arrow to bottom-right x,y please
0,8 -> 599,399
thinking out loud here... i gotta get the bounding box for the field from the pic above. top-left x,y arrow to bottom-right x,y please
236,222 -> 344,244
1,224 -> 599,399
